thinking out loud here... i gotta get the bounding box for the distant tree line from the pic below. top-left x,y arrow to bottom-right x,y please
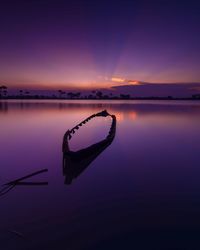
0,86 -> 7,98
1,85 -> 200,100
192,94 -> 200,99
56,90 -> 128,100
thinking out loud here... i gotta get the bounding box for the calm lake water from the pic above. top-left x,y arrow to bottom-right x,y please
1,100 -> 200,249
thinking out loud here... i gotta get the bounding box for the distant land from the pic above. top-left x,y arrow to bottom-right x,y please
0,82 -> 200,100
112,82 -> 200,98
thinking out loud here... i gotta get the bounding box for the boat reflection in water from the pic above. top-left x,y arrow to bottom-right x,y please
62,110 -> 116,184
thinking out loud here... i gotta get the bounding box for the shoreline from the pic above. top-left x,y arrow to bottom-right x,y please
1,97 -> 200,101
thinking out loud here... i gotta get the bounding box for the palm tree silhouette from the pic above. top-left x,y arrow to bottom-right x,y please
0,86 -> 7,98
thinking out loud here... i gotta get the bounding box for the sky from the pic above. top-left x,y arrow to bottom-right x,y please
0,0 -> 200,89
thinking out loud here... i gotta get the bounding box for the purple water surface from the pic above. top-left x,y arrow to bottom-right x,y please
1,100 -> 200,249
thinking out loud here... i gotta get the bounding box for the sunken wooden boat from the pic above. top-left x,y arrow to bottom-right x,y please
62,110 -> 116,184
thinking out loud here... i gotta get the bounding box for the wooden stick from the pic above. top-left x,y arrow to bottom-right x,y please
3,169 -> 48,186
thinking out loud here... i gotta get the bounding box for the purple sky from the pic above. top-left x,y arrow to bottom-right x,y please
0,0 -> 200,89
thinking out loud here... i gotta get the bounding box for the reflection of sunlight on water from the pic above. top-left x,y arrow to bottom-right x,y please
114,112 -> 124,122
111,111 -> 137,122
128,111 -> 137,121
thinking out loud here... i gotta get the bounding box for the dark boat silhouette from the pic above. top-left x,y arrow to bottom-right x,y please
62,110 -> 116,184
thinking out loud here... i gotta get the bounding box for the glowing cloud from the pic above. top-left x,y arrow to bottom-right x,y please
128,80 -> 140,85
111,77 -> 126,83
111,77 -> 141,85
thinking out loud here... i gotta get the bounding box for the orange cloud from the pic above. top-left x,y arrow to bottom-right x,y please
111,77 -> 126,83
111,76 -> 141,85
128,80 -> 140,85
